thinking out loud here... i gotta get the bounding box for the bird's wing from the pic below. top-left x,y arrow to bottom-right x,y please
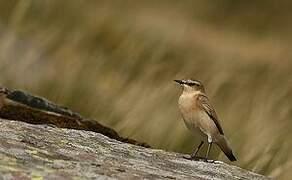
197,94 -> 224,135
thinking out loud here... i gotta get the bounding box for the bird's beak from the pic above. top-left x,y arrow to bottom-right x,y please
174,80 -> 183,84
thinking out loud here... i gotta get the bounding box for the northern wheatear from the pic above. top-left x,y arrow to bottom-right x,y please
174,79 -> 236,162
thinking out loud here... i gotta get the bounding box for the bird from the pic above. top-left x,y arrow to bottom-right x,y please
174,79 -> 236,162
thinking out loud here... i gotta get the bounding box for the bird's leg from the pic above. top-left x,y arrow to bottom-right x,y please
205,142 -> 212,162
190,141 -> 204,159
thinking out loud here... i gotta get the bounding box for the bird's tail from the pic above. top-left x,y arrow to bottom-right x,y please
216,135 -> 237,161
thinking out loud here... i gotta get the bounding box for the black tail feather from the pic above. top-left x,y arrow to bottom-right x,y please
216,135 -> 237,161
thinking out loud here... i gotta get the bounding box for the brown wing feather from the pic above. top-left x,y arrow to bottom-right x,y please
197,94 -> 224,135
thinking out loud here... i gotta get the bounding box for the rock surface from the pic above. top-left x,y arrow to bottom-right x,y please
0,119 -> 269,180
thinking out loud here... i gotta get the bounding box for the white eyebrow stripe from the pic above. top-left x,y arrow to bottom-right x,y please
186,80 -> 200,85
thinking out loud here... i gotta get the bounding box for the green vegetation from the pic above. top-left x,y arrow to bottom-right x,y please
0,1 -> 291,179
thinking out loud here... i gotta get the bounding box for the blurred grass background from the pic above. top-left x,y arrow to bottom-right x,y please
0,1 -> 292,178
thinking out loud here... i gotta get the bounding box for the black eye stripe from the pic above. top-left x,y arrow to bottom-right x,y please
187,82 -> 198,86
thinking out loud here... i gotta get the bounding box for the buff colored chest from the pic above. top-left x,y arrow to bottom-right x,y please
178,92 -> 215,142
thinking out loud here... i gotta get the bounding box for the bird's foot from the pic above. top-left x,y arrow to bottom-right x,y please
183,155 -> 205,161
203,158 -> 215,163
183,155 -> 216,163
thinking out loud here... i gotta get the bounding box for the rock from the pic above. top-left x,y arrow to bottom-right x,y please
0,87 -> 271,179
0,87 -> 149,147
0,119 -> 269,180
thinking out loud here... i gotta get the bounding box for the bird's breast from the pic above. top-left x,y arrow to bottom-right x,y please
178,93 -> 209,140
178,93 -> 199,116
178,94 -> 200,128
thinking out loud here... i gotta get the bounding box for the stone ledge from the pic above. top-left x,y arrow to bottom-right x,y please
0,119 -> 269,179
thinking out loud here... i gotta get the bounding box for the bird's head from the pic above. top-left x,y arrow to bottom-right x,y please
174,79 -> 205,93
